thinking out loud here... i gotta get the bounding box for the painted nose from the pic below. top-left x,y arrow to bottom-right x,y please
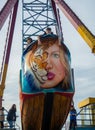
45,58 -> 53,70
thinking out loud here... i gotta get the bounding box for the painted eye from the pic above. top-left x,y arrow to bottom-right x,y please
53,53 -> 59,58
42,52 -> 48,60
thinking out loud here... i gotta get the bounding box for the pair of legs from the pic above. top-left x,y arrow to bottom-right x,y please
0,121 -> 4,128
69,120 -> 77,130
8,121 -> 15,128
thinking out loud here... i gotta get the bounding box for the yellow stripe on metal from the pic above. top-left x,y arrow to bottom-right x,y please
78,26 -> 95,53
0,64 -> 8,97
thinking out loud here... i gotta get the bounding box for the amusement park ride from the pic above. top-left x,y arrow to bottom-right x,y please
0,0 -> 95,130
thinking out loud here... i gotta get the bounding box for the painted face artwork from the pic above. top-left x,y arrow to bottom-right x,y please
22,35 -> 72,94
40,44 -> 66,88
28,46 -> 48,84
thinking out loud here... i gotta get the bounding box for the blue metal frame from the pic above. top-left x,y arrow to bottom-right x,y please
22,0 -> 57,51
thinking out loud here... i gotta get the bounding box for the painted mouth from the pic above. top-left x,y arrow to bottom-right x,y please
47,72 -> 55,80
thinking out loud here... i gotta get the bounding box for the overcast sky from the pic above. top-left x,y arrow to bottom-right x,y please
0,0 -> 95,129
61,0 -> 95,107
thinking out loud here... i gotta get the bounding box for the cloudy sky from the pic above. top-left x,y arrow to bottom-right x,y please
0,0 -> 95,129
60,0 -> 95,107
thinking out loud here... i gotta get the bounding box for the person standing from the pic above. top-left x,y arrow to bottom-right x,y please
24,37 -> 33,49
26,37 -> 32,45
7,104 -> 16,128
69,105 -> 77,130
44,27 -> 53,35
0,107 -> 5,128
38,27 -> 53,44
